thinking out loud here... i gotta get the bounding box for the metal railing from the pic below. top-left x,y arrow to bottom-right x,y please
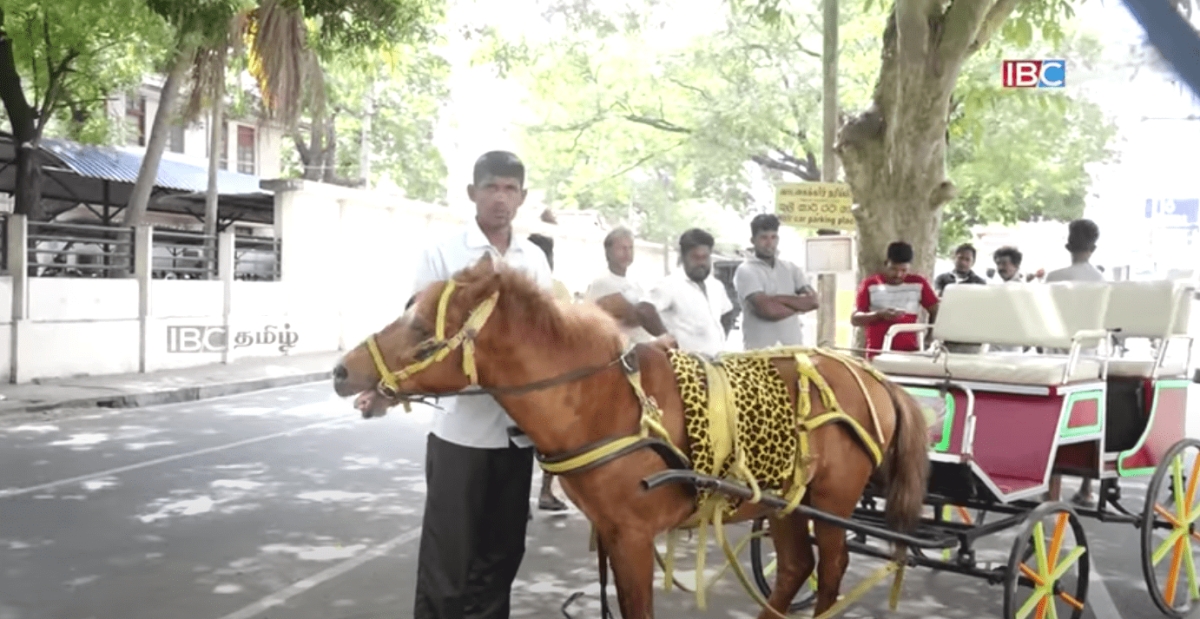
233,235 -> 281,281
28,221 -> 134,278
152,229 -> 217,280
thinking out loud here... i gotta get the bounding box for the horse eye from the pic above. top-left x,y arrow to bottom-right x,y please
413,342 -> 440,360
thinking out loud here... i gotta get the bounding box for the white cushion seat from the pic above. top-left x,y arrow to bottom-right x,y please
1105,357 -> 1190,379
872,351 -> 1104,385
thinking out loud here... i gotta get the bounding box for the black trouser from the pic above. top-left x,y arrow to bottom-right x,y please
413,433 -> 534,619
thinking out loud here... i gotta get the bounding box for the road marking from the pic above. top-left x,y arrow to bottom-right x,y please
0,418 -> 350,498
215,527 -> 422,619
1087,567 -> 1124,619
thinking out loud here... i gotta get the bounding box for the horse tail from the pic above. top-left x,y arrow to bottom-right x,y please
880,379 -> 930,561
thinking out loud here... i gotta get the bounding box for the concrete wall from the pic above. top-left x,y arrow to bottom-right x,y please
2,180 -> 679,383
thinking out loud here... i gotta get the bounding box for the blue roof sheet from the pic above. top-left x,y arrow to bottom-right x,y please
40,138 -> 269,196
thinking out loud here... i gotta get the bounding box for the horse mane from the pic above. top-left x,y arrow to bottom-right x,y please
449,257 -> 624,353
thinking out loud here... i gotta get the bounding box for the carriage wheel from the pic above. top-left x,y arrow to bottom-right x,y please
1141,438 -> 1200,618
749,517 -> 817,612
1003,501 -> 1089,619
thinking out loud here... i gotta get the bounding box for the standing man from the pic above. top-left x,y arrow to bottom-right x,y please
526,233 -> 570,513
1043,218 -> 1104,508
1044,219 -> 1105,283
852,241 -> 940,359
934,243 -> 988,294
992,246 -> 1025,283
733,214 -> 818,350
585,227 -> 669,344
410,151 -> 553,619
647,228 -> 736,356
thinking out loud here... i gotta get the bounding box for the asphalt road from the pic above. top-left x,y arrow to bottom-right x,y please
0,382 -> 1188,619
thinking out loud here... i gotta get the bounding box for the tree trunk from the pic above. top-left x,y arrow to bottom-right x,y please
0,11 -> 46,221
204,45 -> 227,244
836,3 -> 975,281
123,42 -> 197,226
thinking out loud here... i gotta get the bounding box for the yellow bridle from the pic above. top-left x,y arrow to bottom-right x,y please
364,279 -> 500,402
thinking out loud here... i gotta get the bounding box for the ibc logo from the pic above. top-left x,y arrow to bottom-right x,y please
1002,59 -> 1066,88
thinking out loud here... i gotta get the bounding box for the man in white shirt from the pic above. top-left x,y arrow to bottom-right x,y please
1043,218 -> 1104,509
648,228 -> 735,356
585,227 -> 669,344
410,151 -> 553,619
1044,219 -> 1105,284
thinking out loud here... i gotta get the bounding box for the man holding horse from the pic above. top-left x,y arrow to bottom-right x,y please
408,150 -> 553,619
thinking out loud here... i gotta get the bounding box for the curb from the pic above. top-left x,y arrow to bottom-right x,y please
12,371 -> 333,414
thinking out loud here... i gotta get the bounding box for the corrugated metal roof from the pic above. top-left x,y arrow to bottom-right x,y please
41,138 -> 268,195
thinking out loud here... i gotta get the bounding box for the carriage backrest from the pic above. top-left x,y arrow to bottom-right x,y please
1104,279 -> 1195,338
932,284 -> 1075,349
1047,282 -> 1112,340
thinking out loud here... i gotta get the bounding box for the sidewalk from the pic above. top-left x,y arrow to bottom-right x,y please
0,351 -> 342,415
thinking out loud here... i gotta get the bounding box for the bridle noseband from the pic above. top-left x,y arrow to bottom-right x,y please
365,278 -> 500,403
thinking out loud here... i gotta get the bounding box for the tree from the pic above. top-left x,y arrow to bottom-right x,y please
478,0 -> 1117,254
0,0 -> 169,220
938,32 -> 1118,252
122,0 -> 253,230
123,0 -> 447,228
725,0 -> 1177,279
282,41 -> 451,203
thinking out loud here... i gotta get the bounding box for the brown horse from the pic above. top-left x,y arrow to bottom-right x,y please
331,256 -> 930,619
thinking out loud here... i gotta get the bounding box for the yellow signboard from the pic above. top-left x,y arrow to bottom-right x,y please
775,182 -> 856,231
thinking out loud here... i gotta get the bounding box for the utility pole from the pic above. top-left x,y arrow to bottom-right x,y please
815,0 -> 840,347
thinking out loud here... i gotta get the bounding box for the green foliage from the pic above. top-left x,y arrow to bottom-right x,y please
0,0 -> 172,143
938,29 -> 1119,253
479,0 -> 1117,252
278,42 -> 451,202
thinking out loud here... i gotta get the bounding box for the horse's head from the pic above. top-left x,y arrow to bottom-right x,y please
332,254 -> 509,418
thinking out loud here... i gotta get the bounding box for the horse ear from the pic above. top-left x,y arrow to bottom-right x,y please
475,253 -> 497,273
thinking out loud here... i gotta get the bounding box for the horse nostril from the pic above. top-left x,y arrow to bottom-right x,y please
332,363 -> 348,382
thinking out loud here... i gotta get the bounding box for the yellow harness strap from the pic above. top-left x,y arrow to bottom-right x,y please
365,279 -> 500,402
534,352 -> 689,477
657,346 -> 902,619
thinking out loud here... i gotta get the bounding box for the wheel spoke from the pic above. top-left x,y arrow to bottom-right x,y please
1155,526 -> 1188,565
1048,546 -> 1087,583
1166,536 -> 1186,607
1018,588 -> 1049,619
1048,513 -> 1069,572
1033,521 -> 1050,576
1058,590 -> 1085,611
1035,596 -> 1049,619
1184,535 -> 1200,602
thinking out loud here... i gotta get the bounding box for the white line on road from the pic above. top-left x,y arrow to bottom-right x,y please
1088,566 -> 1124,619
0,417 -> 350,498
215,527 -> 423,619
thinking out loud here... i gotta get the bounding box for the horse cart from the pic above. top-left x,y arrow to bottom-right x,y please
645,278 -> 1197,618
334,257 -> 1197,619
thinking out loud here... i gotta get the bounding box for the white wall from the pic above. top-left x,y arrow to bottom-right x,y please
3,180 -> 682,382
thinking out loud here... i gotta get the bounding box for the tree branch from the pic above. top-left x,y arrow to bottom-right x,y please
938,0 -> 994,62
750,151 -> 821,181
967,0 -> 1023,54
895,0 -> 938,68
623,114 -> 692,134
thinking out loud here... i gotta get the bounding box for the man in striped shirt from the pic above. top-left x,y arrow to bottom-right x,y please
852,241 -> 940,359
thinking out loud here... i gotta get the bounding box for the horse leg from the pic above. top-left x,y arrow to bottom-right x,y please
755,512 -> 814,619
603,529 -> 656,619
811,519 -> 851,616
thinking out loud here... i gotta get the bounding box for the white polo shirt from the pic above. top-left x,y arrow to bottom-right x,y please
648,271 -> 734,356
411,219 -> 553,449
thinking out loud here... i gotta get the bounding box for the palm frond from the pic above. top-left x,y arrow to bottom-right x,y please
246,0 -> 314,129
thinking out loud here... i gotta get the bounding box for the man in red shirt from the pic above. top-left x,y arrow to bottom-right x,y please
852,241 -> 940,358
